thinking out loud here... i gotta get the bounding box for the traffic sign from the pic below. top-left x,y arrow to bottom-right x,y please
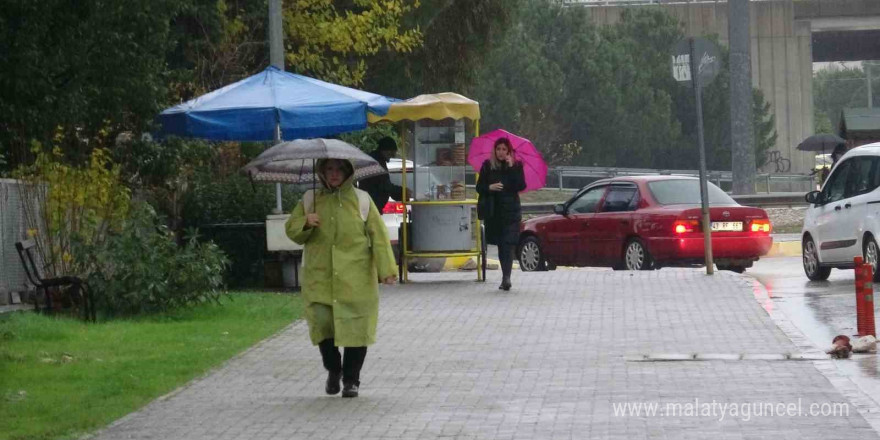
671,37 -> 721,88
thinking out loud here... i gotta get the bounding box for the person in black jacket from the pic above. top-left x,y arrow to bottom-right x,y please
476,137 -> 526,291
360,137 -> 407,212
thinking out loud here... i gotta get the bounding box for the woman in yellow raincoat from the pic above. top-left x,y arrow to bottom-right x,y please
286,158 -> 397,398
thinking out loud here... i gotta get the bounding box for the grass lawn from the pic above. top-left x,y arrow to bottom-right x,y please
0,292 -> 301,440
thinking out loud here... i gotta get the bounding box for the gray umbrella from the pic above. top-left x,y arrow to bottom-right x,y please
796,133 -> 845,152
241,138 -> 387,185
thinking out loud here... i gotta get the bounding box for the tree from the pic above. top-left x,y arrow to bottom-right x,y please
472,4 -> 776,172
575,8 -> 685,168
0,0 -> 183,168
813,64 -> 877,133
165,0 -> 271,101
473,4 -> 685,167
284,0 -> 423,87
670,36 -> 776,172
364,0 -> 512,98
473,3 -> 570,163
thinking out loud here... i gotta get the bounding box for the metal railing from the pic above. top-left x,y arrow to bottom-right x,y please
466,166 -> 815,194
562,0 -> 777,6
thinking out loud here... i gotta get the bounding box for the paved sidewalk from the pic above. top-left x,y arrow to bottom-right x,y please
92,269 -> 878,439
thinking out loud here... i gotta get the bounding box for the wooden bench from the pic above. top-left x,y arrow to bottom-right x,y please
15,239 -> 95,321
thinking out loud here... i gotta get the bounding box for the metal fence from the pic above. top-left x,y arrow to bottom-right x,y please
466,166 -> 815,194
562,0 -> 776,6
198,222 -> 278,288
0,179 -> 32,304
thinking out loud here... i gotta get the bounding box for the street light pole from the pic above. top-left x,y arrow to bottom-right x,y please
269,0 -> 284,213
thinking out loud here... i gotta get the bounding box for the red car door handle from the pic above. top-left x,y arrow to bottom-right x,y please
621,220 -> 629,225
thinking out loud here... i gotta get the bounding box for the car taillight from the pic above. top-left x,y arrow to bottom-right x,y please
674,219 -> 699,234
750,219 -> 771,233
383,202 -> 405,214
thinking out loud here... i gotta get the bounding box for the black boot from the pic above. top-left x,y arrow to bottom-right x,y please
501,276 -> 512,291
326,371 -> 342,395
342,381 -> 359,398
341,346 -> 367,398
318,339 -> 342,395
499,244 -> 513,291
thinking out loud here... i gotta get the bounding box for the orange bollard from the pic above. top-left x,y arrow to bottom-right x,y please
854,256 -> 876,337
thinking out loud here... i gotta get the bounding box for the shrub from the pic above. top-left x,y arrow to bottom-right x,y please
78,204 -> 230,317
12,143 -> 130,279
182,172 -> 301,287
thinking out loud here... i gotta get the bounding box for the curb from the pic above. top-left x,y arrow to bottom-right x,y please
440,240 -> 802,270
442,257 -> 509,271
747,276 -> 880,434
766,240 -> 801,258
442,256 -> 472,271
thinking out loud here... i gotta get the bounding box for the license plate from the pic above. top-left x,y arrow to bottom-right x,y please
711,221 -> 742,232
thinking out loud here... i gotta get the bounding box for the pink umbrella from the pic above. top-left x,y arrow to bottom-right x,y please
468,129 -> 547,193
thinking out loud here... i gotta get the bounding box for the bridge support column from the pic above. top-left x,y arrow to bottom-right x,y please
730,0 -> 756,195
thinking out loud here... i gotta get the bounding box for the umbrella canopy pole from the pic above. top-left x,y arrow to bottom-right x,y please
274,123 -> 283,214
312,159 -> 317,213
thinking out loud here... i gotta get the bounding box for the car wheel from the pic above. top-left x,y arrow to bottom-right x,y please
863,235 -> 880,282
518,236 -> 547,272
803,236 -> 831,281
623,238 -> 653,271
717,265 -> 746,274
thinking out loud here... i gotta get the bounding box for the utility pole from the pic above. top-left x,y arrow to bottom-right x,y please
868,62 -> 874,109
269,0 -> 284,213
729,0 -> 756,194
269,0 -> 284,70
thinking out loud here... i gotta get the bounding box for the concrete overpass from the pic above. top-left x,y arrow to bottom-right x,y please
567,0 -> 880,175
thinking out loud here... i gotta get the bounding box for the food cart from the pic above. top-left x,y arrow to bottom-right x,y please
368,93 -> 485,283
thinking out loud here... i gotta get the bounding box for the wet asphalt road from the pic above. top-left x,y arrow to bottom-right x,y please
747,256 -> 880,406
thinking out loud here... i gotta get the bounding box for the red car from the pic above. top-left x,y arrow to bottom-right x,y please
517,176 -> 773,273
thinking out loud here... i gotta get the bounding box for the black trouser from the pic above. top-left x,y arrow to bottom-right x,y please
318,338 -> 367,385
498,242 -> 514,281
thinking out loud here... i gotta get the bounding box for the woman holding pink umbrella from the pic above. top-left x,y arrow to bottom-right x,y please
475,137 -> 527,291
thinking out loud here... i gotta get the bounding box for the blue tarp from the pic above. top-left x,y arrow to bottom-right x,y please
158,66 -> 394,141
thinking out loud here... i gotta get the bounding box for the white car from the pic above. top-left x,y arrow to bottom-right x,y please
382,159 -> 447,271
802,141 -> 880,281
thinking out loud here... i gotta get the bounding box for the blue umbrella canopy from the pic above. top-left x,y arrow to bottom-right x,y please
158,66 -> 394,141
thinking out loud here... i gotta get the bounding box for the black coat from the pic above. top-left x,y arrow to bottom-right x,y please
359,150 -> 405,212
476,160 -> 526,245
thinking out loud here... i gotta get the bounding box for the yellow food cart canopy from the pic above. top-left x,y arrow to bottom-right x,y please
368,92 -> 480,123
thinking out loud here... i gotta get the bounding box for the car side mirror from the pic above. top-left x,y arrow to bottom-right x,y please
805,191 -> 822,205
553,204 -> 566,216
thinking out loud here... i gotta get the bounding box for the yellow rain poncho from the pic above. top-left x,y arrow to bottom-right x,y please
286,165 -> 397,347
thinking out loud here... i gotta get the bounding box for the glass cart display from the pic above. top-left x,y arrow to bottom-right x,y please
368,93 -> 485,283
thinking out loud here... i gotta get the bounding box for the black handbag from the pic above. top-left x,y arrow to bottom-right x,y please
477,194 -> 494,220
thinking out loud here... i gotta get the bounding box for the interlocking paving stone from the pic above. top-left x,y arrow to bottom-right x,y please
89,269 -> 879,439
